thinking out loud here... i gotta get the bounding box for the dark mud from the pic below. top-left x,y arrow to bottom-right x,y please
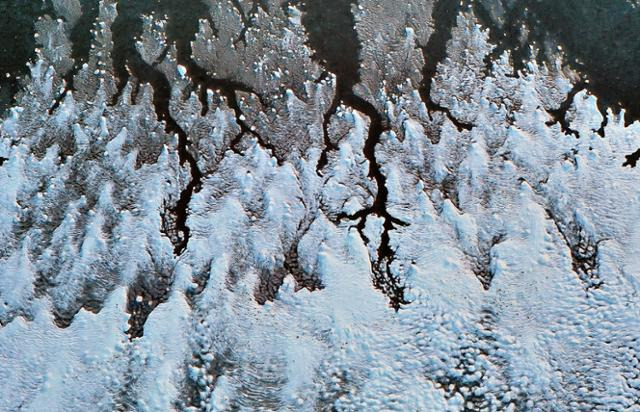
69,1 -> 100,66
623,148 -> 640,167
419,0 -> 473,131
545,80 -> 588,138
473,0 -> 640,126
298,0 -> 361,172
2,0 -> 640,304
125,261 -> 174,339
298,0 -> 360,97
111,1 -> 280,254
3,0 -> 640,128
546,208 -> 605,291
254,240 -> 324,305
111,0 -> 210,256
0,1 -> 55,113
300,0 -> 410,310
49,0 -> 101,113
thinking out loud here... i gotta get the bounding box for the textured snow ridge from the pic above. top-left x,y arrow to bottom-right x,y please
1,1 -> 640,411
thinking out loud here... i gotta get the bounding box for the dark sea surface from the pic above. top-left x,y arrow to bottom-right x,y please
1,0 -> 639,124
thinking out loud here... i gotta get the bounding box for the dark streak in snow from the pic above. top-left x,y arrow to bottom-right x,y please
0,1 -> 56,114
111,0 -> 205,256
418,0 -> 474,133
125,254 -> 174,339
297,0 -> 360,174
545,80 -> 587,138
161,0 -> 279,161
546,208 -> 605,291
51,0 -> 101,114
300,0 -> 410,310
623,148 -> 640,168
473,0 -> 640,126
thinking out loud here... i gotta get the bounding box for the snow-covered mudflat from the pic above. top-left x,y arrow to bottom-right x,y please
1,1 -> 639,410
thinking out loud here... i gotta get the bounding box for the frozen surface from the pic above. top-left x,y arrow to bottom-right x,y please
1,1 -> 640,411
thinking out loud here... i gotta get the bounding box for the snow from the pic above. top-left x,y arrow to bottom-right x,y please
0,3 -> 639,411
